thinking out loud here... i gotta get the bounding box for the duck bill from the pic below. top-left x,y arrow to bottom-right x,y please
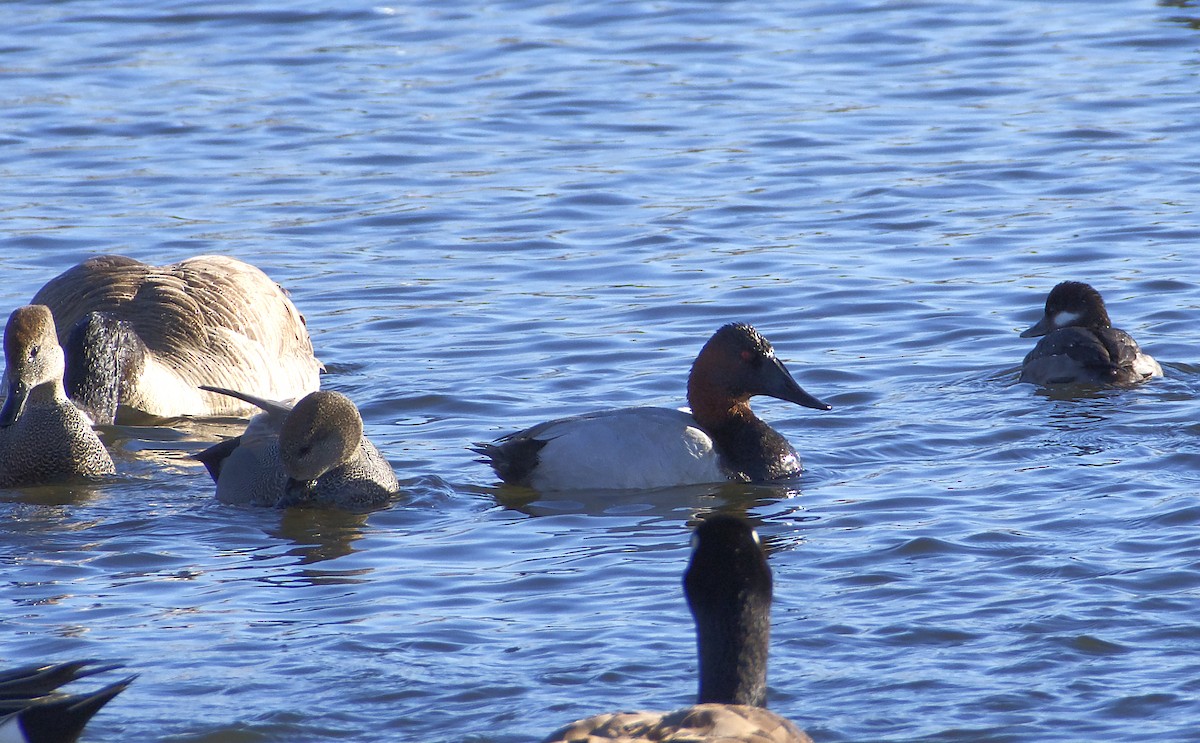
1020,314 -> 1052,338
280,477 -> 317,507
0,377 -> 29,427
761,357 -> 832,411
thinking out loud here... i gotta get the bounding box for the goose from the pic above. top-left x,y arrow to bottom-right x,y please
543,514 -> 812,743
194,387 -> 398,510
0,305 -> 114,487
30,254 -> 322,424
473,324 -> 830,491
0,660 -> 133,743
1019,281 -> 1162,386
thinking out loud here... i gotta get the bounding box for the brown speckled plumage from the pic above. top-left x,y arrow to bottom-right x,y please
0,305 -> 114,486
544,704 -> 812,743
195,387 -> 398,510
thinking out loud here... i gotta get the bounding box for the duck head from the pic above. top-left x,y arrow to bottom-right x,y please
279,390 -> 364,484
687,323 -> 830,416
1021,281 -> 1111,338
1,305 -> 67,427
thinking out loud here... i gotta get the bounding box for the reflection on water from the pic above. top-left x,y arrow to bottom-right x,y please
271,507 -> 370,569
491,479 -> 808,520
0,483 -> 110,509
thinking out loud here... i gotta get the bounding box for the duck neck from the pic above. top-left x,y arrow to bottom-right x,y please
688,380 -> 798,481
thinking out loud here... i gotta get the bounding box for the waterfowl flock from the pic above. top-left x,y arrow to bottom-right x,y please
0,255 -> 1164,741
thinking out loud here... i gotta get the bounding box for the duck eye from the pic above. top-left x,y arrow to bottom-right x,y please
28,345 -> 39,359
740,349 -> 764,368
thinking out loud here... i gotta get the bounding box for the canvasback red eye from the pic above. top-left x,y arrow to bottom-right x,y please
740,349 -> 753,362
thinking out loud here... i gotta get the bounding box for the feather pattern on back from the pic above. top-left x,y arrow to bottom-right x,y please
30,255 -> 322,423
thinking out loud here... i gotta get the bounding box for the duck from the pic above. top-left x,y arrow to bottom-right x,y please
0,659 -> 134,743
542,514 -> 812,743
194,386 -> 399,510
0,305 -> 114,487
1019,281 -> 1162,386
473,323 -> 831,491
29,254 -> 322,425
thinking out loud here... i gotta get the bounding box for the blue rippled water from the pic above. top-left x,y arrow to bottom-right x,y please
2,1 -> 1199,741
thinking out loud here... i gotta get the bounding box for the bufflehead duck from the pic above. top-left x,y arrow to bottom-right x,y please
195,387 -> 398,510
473,323 -> 831,491
1020,281 -> 1161,386
542,514 -> 812,743
30,255 -> 322,424
0,305 -> 114,487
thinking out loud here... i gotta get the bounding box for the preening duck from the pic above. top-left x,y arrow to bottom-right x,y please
0,305 -> 114,487
1019,281 -> 1161,386
542,514 -> 812,743
194,387 -> 398,510
473,323 -> 831,491
0,660 -> 133,743
30,254 -> 322,424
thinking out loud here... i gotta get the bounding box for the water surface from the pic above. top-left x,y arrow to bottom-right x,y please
2,1 -> 1199,741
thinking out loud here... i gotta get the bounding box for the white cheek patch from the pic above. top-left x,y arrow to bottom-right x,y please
1053,310 -> 1082,327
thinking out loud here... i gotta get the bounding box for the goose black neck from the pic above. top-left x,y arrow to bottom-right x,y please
684,515 -> 773,707
64,312 -> 144,425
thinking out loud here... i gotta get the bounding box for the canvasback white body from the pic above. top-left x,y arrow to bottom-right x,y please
510,407 -> 729,491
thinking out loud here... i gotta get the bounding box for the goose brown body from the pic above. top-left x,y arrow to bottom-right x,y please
31,255 -> 322,424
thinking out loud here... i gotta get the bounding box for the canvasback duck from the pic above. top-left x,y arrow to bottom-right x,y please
542,514 -> 812,743
194,387 -> 398,510
0,660 -> 134,743
1020,281 -> 1162,386
0,305 -> 114,487
30,254 -> 322,424
474,323 -> 831,491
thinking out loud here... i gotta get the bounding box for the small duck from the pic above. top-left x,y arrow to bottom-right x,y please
542,514 -> 812,743
0,659 -> 134,743
0,305 -> 114,487
1020,281 -> 1162,386
195,387 -> 398,510
30,254 -> 323,424
474,323 -> 831,491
